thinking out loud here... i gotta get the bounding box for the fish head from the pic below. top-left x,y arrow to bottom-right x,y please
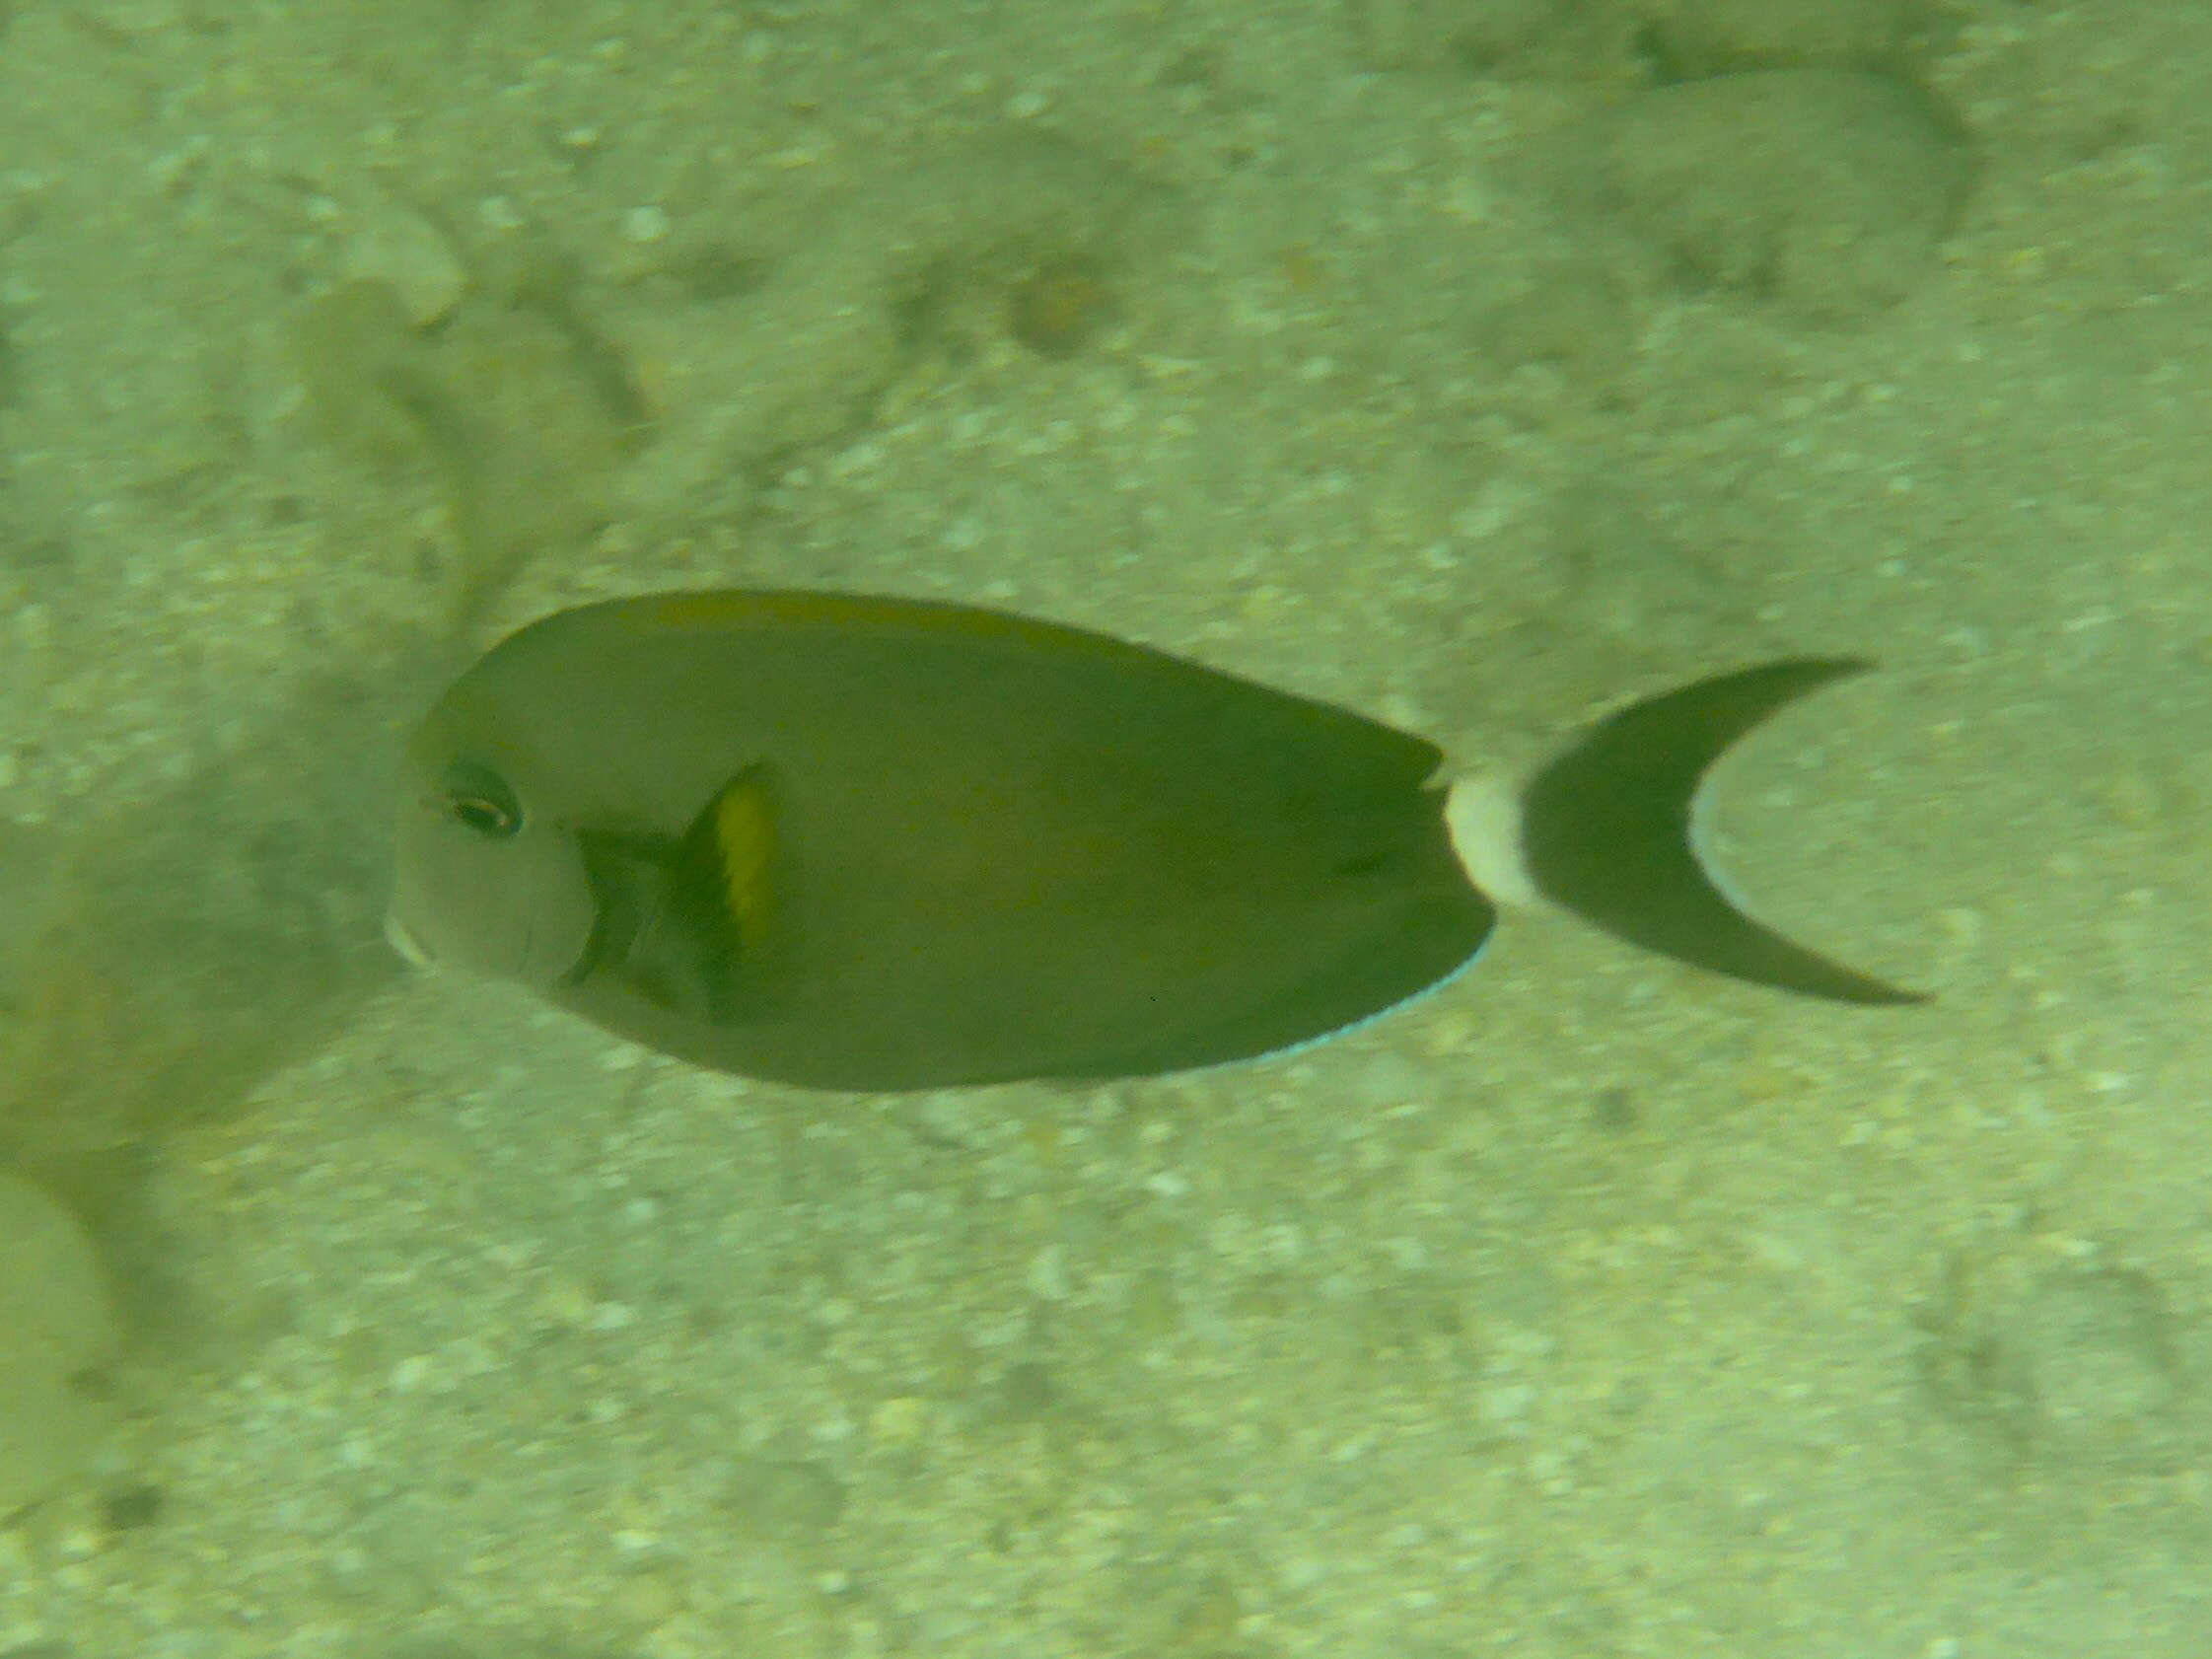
388,708 -> 601,990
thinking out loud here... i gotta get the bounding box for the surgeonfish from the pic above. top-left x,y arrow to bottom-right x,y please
387,588 -> 1922,1091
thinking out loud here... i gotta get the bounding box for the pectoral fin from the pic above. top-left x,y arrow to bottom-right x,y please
567,762 -> 785,1023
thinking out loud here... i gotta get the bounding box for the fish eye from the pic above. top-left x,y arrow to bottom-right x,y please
443,761 -> 524,840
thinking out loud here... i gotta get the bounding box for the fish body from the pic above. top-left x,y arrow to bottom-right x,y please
390,589 -> 1919,1090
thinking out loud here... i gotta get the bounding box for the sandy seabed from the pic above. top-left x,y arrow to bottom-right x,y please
0,3 -> 2207,1656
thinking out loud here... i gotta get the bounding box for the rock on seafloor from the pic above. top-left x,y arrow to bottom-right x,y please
1562,67 -> 1969,318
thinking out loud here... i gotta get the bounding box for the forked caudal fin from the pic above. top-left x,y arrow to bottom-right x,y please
1513,658 -> 1926,1006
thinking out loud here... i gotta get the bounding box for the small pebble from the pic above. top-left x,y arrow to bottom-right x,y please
622,204 -> 672,244
342,195 -> 467,326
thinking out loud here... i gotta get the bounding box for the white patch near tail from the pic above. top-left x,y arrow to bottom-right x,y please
1443,770 -> 1541,910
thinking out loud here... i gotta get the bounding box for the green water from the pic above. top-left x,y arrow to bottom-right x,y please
0,2 -> 2205,1655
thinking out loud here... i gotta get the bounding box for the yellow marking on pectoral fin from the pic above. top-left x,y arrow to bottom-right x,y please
710,764 -> 780,956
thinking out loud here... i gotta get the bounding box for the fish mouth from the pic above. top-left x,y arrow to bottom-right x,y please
384,910 -> 433,968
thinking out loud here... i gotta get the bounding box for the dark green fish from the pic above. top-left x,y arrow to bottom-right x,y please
388,589 -> 1920,1091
